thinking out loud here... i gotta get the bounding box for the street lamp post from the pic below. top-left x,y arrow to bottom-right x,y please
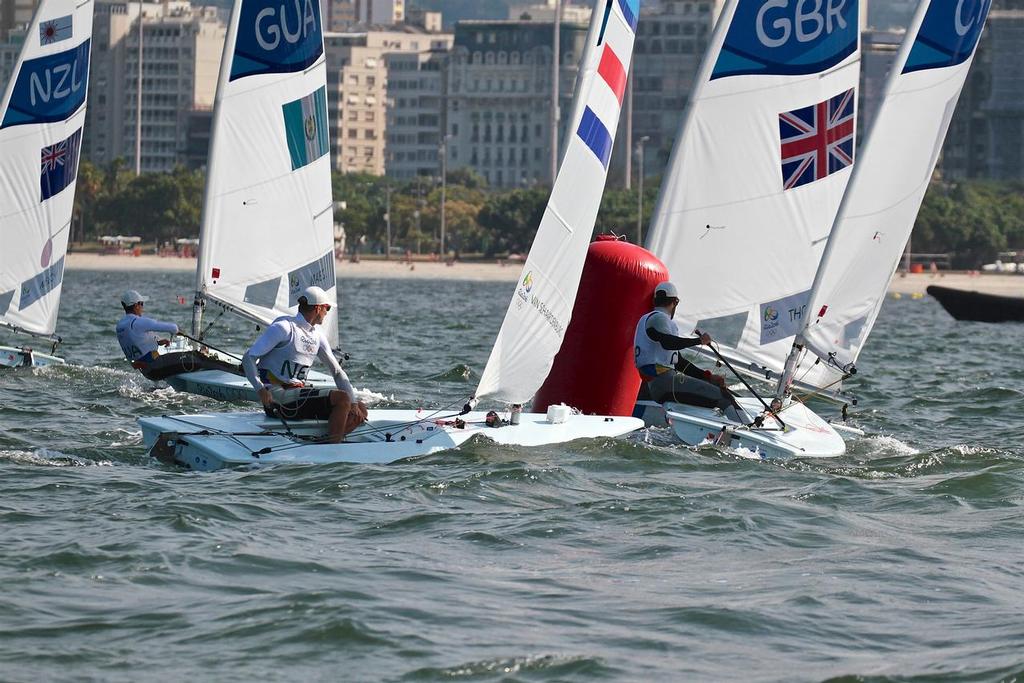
135,0 -> 144,176
384,183 -> 392,260
636,136 -> 649,245
439,134 -> 452,258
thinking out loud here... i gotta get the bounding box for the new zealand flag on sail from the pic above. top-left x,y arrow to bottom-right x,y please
779,88 -> 855,191
40,127 -> 82,201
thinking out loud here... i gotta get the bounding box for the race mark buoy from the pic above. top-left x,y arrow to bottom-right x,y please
533,235 -> 668,416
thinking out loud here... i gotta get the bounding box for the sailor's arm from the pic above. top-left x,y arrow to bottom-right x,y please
134,317 -> 179,336
645,315 -> 708,350
318,338 -> 356,402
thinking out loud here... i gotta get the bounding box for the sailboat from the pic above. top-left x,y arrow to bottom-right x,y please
0,0 -> 93,368
138,0 -> 644,469
141,0 -> 341,399
650,0 -> 992,459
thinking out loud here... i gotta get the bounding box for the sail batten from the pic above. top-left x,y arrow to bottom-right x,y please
646,0 -> 862,392
0,0 -> 93,340
194,0 -> 338,347
475,0 -> 640,404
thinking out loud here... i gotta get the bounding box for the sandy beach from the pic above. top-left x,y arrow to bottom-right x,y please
66,253 -> 1024,295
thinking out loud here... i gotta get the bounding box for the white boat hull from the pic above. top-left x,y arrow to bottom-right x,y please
0,345 -> 65,368
164,368 -> 336,403
139,409 -> 644,470
662,396 -> 846,459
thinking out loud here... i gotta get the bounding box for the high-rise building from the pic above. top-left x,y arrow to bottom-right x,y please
384,48 -> 447,179
981,2 -> 1024,179
626,0 -> 724,178
444,20 -> 587,188
85,0 -> 225,173
860,28 -> 904,137
1,0 -> 39,39
325,27 -> 452,175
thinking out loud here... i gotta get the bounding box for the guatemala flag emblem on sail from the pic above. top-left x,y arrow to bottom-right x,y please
40,128 -> 82,201
779,88 -> 855,191
282,86 -> 329,171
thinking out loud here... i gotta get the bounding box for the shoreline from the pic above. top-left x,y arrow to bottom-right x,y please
65,253 -> 1024,294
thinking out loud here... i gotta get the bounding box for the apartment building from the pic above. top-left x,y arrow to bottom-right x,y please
325,27 -> 452,175
384,48 -> 447,179
85,0 -> 224,172
0,0 -> 38,39
444,20 -> 587,188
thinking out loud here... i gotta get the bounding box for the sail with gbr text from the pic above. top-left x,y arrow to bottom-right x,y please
645,0 -> 861,391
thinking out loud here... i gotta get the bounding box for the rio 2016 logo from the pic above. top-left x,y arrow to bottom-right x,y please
517,271 -> 534,303
764,306 -> 779,322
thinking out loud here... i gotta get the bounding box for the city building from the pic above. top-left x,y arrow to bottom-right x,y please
85,0 -> 225,173
444,20 -> 588,188
0,28 -> 27,88
626,0 -> 724,178
980,1 -> 1024,179
324,27 -> 453,175
0,0 -> 38,39
508,0 -> 592,23
860,28 -> 904,138
384,48 -> 447,179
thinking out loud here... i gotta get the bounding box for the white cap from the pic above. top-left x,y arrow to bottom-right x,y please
654,281 -> 679,301
120,289 -> 148,306
297,285 -> 332,307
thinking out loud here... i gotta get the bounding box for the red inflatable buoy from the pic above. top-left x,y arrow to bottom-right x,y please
533,235 -> 669,416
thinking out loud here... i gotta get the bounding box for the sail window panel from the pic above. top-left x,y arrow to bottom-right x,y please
243,277 -> 282,310
0,290 -> 13,317
694,311 -> 748,350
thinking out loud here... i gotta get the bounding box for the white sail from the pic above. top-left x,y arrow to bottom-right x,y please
645,0 -> 862,391
475,0 -> 640,404
0,0 -> 93,339
195,0 -> 338,347
799,0 -> 993,373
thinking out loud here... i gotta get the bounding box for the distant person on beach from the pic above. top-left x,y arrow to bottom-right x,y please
242,286 -> 367,442
634,282 -> 746,422
115,290 -> 179,368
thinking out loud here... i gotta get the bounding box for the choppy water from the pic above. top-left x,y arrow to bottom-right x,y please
1,269 -> 1022,682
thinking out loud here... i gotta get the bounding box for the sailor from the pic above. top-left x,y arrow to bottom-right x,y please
242,286 -> 367,443
634,281 -> 745,422
115,290 -> 180,369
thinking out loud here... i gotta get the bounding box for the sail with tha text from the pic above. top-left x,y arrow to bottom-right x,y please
0,0 -> 93,340
794,0 -> 993,378
475,0 -> 640,403
194,0 -> 338,346
645,0 -> 862,391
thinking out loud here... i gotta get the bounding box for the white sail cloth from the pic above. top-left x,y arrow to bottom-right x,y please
0,0 -> 93,338
645,0 -> 862,391
801,0 -> 993,371
475,0 -> 640,404
195,0 -> 338,347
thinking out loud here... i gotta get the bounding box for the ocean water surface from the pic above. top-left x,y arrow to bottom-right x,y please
1,269 -> 1022,682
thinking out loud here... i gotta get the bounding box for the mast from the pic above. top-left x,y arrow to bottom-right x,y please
191,0 -> 241,338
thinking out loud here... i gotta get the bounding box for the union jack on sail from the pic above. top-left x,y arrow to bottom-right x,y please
779,88 -> 856,191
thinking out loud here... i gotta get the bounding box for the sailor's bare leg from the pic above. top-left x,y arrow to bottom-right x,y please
328,390 -> 352,443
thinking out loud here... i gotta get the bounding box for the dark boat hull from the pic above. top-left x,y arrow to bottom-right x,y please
927,285 -> 1024,322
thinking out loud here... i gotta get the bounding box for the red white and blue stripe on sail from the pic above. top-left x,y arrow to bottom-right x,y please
779,88 -> 855,191
576,0 -> 638,169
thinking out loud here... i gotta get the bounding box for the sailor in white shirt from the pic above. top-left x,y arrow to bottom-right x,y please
115,290 -> 179,367
242,286 -> 367,442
